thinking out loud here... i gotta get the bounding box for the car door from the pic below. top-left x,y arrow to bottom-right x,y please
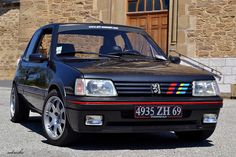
17,29 -> 43,101
24,28 -> 53,112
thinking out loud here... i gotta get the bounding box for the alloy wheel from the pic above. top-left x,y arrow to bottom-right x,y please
10,87 -> 16,118
43,96 -> 66,140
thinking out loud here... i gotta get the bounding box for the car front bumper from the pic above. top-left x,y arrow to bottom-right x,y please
65,96 -> 223,133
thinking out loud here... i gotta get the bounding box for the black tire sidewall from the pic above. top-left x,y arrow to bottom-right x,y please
10,85 -> 20,122
10,85 -> 29,122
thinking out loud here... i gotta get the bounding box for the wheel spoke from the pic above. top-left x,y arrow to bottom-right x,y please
45,111 -> 54,118
47,121 -> 54,129
60,119 -> 65,124
60,107 -> 65,113
58,125 -> 63,135
53,124 -> 59,136
56,101 -> 60,111
51,103 -> 56,113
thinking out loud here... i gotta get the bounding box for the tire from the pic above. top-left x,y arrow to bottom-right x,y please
42,90 -> 77,146
175,129 -> 215,141
10,84 -> 30,123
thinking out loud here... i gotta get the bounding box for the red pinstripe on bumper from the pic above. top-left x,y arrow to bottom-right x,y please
66,100 -> 223,105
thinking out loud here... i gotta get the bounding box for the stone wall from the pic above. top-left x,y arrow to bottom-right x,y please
0,5 -> 20,80
18,0 -> 126,53
176,0 -> 236,96
18,0 -> 101,53
177,0 -> 236,57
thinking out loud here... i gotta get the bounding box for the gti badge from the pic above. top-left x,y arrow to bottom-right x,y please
151,83 -> 161,94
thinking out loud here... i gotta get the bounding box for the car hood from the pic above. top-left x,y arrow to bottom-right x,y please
62,59 -> 214,82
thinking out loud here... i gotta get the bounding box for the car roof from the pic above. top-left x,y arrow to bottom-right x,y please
40,23 -> 145,34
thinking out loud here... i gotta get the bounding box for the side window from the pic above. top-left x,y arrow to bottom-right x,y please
115,35 -> 125,50
24,29 -> 42,61
36,32 -> 52,57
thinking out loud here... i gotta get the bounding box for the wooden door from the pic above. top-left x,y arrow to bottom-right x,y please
127,12 -> 168,53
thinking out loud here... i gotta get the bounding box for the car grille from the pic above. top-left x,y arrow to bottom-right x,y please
114,82 -> 192,96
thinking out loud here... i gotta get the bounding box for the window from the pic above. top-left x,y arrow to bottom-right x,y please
154,0 -> 161,10
138,0 -> 145,11
146,0 -> 153,11
127,32 -> 152,57
128,0 -> 138,12
23,29 -> 42,61
57,33 -> 104,58
37,33 -> 52,57
127,0 -> 169,13
115,35 -> 125,50
163,0 -> 169,9
56,29 -> 166,60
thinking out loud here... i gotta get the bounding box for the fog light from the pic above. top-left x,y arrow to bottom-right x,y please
203,114 -> 217,124
85,115 -> 103,126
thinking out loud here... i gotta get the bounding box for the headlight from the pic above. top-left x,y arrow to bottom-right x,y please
75,79 -> 117,96
193,80 -> 220,96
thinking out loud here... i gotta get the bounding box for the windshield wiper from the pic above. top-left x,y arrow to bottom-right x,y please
103,52 -> 157,62
150,46 -> 167,61
59,50 -> 147,60
106,51 -> 144,57
154,54 -> 167,61
99,53 -> 122,59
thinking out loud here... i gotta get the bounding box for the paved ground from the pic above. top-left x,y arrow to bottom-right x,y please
0,80 -> 12,88
0,86 -> 236,157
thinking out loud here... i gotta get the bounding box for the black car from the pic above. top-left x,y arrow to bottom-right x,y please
10,23 -> 223,146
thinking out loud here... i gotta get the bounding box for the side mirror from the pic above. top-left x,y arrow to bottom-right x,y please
169,55 -> 181,64
29,53 -> 48,63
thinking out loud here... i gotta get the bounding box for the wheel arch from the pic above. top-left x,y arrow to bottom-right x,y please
48,84 -> 64,96
12,80 -> 17,90
12,77 -> 21,94
11,80 -> 23,98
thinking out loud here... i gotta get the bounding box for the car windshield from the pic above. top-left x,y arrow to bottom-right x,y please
56,27 -> 167,61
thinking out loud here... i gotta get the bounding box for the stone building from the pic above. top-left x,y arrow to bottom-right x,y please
0,0 -> 20,80
0,0 -> 235,96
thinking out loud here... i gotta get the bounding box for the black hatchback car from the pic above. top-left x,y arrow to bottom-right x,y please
10,23 -> 223,146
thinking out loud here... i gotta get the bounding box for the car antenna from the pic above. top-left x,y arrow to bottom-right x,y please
86,14 -> 104,24
169,49 -> 222,81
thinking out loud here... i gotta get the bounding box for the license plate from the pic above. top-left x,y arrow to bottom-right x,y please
134,105 -> 183,119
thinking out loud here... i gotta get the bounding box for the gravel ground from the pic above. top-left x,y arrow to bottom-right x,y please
0,87 -> 235,157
